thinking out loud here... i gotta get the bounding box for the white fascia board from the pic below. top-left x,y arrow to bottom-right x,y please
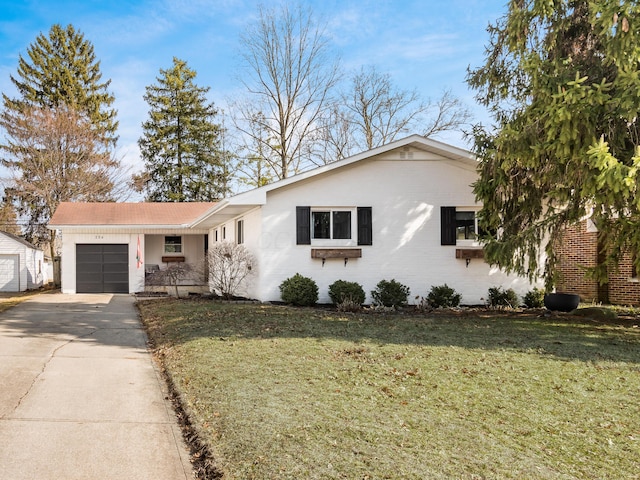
49,224 -> 204,232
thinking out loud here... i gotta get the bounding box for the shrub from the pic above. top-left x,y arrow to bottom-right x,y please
523,287 -> 545,308
487,286 -> 519,308
371,279 -> 410,308
208,242 -> 256,299
279,273 -> 318,306
336,298 -> 362,313
328,280 -> 366,306
426,284 -> 462,308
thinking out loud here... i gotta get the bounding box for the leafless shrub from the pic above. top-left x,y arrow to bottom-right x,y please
147,263 -> 193,298
336,297 -> 362,313
208,242 -> 256,299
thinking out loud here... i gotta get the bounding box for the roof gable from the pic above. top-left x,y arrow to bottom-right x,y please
237,134 -> 473,200
0,231 -> 40,250
189,135 -> 476,227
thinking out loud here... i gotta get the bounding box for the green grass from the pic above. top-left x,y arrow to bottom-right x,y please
138,299 -> 640,479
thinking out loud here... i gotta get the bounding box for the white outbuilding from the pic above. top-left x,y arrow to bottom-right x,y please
0,231 -> 46,292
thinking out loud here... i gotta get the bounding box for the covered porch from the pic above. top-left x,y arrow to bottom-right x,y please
142,232 -> 210,296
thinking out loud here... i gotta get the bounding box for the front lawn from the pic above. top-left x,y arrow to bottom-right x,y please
138,299 -> 640,479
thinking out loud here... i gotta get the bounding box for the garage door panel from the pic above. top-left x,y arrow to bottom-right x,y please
103,262 -> 128,273
76,263 -> 103,274
102,248 -> 129,254
76,244 -> 129,293
103,282 -> 129,293
0,255 -> 20,292
77,244 -> 103,254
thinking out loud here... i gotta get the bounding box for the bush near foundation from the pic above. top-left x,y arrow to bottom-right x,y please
279,273 -> 318,306
371,279 -> 410,308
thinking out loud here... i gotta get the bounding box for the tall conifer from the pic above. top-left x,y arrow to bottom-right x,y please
3,23 -> 118,144
137,57 -> 229,202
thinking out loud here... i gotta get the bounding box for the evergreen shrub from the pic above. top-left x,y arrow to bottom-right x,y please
371,279 -> 410,308
279,273 -> 318,306
426,284 -> 462,308
328,280 -> 366,306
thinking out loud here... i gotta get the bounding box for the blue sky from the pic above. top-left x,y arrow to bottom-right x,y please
0,0 -> 509,176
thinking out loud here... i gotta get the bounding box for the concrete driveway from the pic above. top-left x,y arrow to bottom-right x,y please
0,293 -> 193,480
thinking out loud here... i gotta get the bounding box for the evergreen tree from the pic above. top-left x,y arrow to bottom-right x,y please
3,23 -> 118,144
467,0 -> 640,288
137,57 -> 229,202
0,23 -> 122,276
0,199 -> 21,237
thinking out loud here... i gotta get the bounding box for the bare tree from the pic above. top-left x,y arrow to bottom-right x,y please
323,66 -> 471,154
421,89 -> 473,138
208,242 -> 256,300
234,3 -> 340,179
0,104 -> 124,268
234,111 -> 277,188
309,103 -> 354,164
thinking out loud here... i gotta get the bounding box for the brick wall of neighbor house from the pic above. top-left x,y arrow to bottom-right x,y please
608,252 -> 640,305
556,221 -> 599,302
557,220 -> 640,305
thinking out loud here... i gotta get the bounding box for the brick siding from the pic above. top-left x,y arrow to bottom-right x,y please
556,221 -> 599,302
556,220 -> 640,305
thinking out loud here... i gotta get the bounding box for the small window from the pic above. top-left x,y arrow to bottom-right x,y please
164,236 -> 182,253
237,219 -> 244,244
333,211 -> 351,239
215,229 -> 218,242
441,207 -> 480,245
312,212 -> 331,239
312,210 -> 351,240
456,211 -> 477,240
222,226 -> 226,240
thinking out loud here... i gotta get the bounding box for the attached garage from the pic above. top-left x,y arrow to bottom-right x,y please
76,244 -> 129,293
49,202 -> 217,295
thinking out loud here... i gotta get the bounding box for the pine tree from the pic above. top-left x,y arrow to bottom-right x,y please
3,23 -> 118,144
0,200 -> 21,237
137,57 -> 229,202
467,0 -> 640,288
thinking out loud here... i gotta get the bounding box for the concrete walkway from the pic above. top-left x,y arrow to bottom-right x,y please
0,293 -> 193,480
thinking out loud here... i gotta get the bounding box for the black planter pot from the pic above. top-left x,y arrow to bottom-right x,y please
544,293 -> 580,312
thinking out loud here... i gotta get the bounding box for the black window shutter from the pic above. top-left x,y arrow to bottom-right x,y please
357,207 -> 373,246
296,206 -> 311,245
441,206 -> 456,245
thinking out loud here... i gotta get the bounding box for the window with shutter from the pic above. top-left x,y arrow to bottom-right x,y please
441,206 -> 481,245
297,206 -> 370,246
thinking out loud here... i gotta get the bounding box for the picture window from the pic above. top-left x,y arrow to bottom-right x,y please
312,210 -> 351,240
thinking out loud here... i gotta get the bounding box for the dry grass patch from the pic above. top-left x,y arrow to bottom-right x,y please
138,299 -> 640,479
0,289 -> 50,313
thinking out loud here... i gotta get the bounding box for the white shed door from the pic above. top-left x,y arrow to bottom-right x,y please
0,254 -> 20,292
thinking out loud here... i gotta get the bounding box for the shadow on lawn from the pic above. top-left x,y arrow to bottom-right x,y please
139,299 -> 640,365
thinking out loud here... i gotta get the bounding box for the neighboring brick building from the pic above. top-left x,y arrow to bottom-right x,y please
556,220 -> 640,305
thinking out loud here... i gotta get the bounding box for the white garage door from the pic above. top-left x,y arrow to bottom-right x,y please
0,254 -> 20,292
